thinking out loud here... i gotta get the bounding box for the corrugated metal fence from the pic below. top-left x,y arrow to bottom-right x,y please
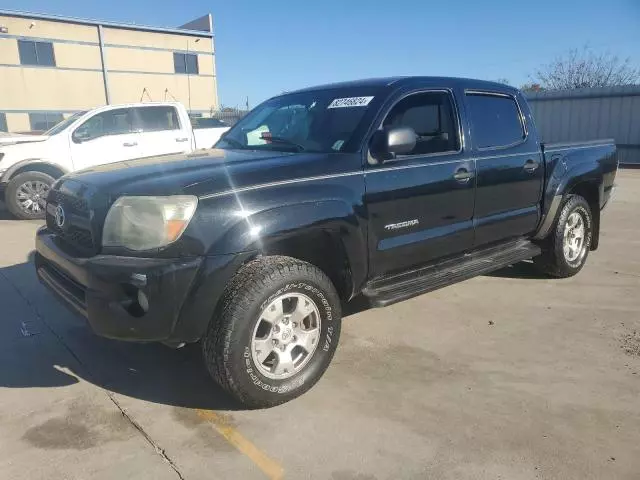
525,85 -> 640,165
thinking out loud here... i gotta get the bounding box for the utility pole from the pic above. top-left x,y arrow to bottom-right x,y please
186,38 -> 200,115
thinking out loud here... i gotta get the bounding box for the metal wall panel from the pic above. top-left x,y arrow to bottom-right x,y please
526,86 -> 640,164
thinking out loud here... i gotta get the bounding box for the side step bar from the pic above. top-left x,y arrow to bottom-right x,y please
363,239 -> 541,307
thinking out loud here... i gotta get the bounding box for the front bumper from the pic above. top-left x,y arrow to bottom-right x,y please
35,227 -> 205,342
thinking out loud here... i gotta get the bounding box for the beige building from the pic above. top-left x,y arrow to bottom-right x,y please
0,10 -> 218,133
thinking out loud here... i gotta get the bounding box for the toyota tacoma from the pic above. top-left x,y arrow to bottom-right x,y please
35,77 -> 618,408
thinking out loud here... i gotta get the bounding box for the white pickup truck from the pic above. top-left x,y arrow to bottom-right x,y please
0,102 -> 229,219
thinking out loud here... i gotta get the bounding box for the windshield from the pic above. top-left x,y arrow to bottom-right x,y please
215,87 -> 383,153
44,111 -> 87,136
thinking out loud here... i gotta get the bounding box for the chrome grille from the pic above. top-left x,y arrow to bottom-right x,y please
47,190 -> 89,216
46,189 -> 96,253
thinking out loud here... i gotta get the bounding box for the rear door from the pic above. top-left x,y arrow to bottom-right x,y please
134,105 -> 191,158
70,107 -> 143,170
464,91 -> 544,246
365,89 -> 476,277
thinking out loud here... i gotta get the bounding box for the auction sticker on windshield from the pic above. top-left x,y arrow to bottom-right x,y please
327,96 -> 374,108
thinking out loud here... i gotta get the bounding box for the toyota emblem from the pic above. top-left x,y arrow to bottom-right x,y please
54,205 -> 66,228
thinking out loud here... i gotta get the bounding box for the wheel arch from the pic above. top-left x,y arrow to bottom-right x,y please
2,159 -> 68,183
261,229 -> 355,302
566,181 -> 601,250
172,200 -> 367,344
536,158 -> 602,250
205,199 -> 368,300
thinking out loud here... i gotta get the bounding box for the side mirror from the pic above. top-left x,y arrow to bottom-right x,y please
369,126 -> 417,163
387,126 -> 417,154
72,128 -> 91,143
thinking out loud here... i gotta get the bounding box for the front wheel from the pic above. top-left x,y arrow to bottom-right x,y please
534,194 -> 593,278
202,256 -> 342,408
5,171 -> 54,220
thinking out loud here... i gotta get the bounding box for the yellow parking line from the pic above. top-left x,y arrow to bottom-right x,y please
196,409 -> 284,480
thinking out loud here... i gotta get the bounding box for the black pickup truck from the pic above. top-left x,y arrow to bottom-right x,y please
35,77 -> 618,408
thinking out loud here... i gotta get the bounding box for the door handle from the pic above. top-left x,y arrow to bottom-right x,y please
175,137 -> 189,143
453,168 -> 473,183
524,159 -> 540,172
123,142 -> 138,147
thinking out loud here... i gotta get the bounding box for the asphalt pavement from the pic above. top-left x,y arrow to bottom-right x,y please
0,170 -> 639,480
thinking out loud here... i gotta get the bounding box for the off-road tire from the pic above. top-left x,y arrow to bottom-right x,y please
533,194 -> 593,278
5,171 -> 54,220
202,256 -> 342,408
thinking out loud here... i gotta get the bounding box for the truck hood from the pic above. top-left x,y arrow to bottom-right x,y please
0,133 -> 49,146
62,148 -> 337,198
0,138 -> 55,171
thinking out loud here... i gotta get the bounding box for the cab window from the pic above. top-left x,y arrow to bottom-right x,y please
72,108 -> 134,142
382,91 -> 460,156
136,106 -> 181,132
465,93 -> 525,149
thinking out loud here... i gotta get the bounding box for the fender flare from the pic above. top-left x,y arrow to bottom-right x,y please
209,199 -> 368,296
0,159 -> 69,184
534,160 -> 601,240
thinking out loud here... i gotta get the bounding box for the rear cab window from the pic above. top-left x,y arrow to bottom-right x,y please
135,106 -> 181,132
465,92 -> 525,149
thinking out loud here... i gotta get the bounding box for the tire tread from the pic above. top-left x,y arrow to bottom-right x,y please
201,255 -> 339,408
534,194 -> 592,278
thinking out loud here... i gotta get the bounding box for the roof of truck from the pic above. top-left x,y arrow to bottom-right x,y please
288,76 -> 517,94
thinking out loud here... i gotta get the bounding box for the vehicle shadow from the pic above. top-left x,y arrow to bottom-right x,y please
0,203 -> 47,222
0,250 -> 378,411
0,253 -> 246,410
0,250 -> 541,411
0,203 -> 14,220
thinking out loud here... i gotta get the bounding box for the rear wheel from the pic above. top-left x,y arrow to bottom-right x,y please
5,171 -> 54,220
202,256 -> 341,408
534,194 -> 592,278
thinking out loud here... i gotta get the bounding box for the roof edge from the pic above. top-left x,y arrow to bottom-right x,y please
0,9 -> 214,37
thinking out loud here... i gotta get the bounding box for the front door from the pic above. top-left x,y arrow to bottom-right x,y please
464,91 -> 544,246
365,90 -> 476,277
70,107 -> 143,171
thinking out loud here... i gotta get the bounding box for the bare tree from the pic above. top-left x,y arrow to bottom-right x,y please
520,83 -> 544,92
532,46 -> 639,90
493,78 -> 511,85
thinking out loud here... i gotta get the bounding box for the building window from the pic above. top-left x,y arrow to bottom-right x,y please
173,52 -> 199,74
0,113 -> 7,132
29,113 -> 64,132
18,40 -> 56,66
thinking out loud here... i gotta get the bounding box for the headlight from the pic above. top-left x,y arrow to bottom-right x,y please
102,196 -> 198,251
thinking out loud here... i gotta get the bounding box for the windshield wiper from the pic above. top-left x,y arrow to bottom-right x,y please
265,136 -> 305,152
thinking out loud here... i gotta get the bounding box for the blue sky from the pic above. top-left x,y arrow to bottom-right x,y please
3,0 -> 639,108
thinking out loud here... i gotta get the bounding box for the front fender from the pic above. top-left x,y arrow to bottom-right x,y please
213,200 -> 358,250
210,199 -> 368,293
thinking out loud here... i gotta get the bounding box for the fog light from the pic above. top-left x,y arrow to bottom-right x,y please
137,290 -> 149,312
